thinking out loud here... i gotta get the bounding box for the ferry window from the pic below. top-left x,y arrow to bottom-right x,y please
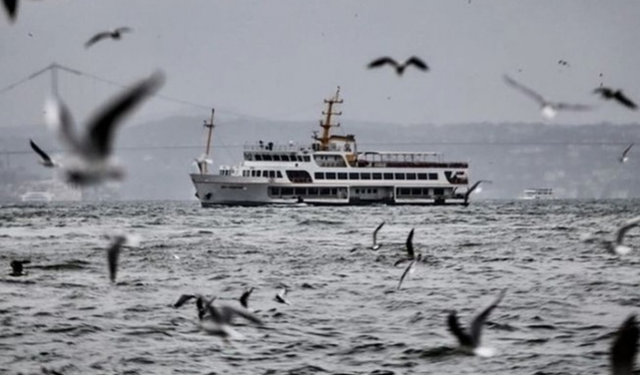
349,173 -> 360,180
373,189 -> 377,193
282,187 -> 293,195
263,154 -> 273,161
244,153 -> 252,161
315,172 -> 325,180
290,154 -> 297,160
243,170 -> 249,177
411,188 -> 422,195
303,156 -> 311,162
418,173 -> 427,180
355,189 -> 359,193
434,188 -> 444,195
273,154 -> 281,161
251,170 -> 256,177
384,173 -> 394,180
429,173 -> 438,180
269,171 -> 275,178
395,173 -> 405,180
297,155 -> 303,162
308,188 -> 318,195
331,188 -> 337,195
407,173 -> 417,180
320,188 -> 330,195
281,155 -> 289,162
372,173 -> 382,180
326,172 -> 336,180
255,154 -> 263,161
277,171 -> 283,178
295,188 -> 306,195
400,188 -> 410,195
367,189 -> 372,194
270,187 -> 280,195
338,172 -> 347,179
361,173 -> 371,180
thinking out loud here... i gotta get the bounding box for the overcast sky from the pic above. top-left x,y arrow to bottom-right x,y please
1,0 -> 639,129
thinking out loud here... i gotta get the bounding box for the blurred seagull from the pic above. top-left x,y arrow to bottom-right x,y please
594,87 -> 637,110
611,315 -> 638,375
619,144 -> 634,164
464,180 -> 492,206
447,289 -> 507,356
2,0 -> 17,22
200,299 -> 263,340
9,260 -> 30,276
174,294 -> 215,320
503,75 -> 591,119
29,139 -> 57,168
370,221 -> 385,250
367,56 -> 429,76
193,154 -> 213,174
44,71 -> 164,186
603,216 -> 640,255
394,228 -> 421,266
274,287 -> 291,305
397,258 -> 417,290
106,235 -> 127,283
239,287 -> 254,309
85,27 -> 133,48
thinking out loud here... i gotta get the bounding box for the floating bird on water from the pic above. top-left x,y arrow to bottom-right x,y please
9,260 -> 30,276
85,27 -> 133,48
503,75 -> 591,119
367,56 -> 429,76
44,71 -> 164,186
619,144 -> 634,164
240,287 -> 254,309
447,289 -> 506,356
29,139 -> 57,168
594,87 -> 637,110
2,0 -> 17,22
394,228 -> 421,266
611,315 -> 638,375
602,216 -> 640,255
274,287 -> 291,305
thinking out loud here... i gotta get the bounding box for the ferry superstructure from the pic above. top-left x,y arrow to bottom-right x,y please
520,188 -> 554,200
190,88 -> 472,206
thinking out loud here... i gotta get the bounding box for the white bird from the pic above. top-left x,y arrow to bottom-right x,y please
447,289 -> 506,356
503,75 -> 591,119
394,228 -> 421,267
200,300 -> 263,340
370,221 -> 385,250
29,139 -> 58,168
603,216 -> 640,255
44,71 -> 164,186
611,315 -> 638,375
274,287 -> 291,305
619,144 -> 634,164
397,258 -> 417,290
193,154 -> 213,174
85,27 -> 133,48
463,180 -> 492,206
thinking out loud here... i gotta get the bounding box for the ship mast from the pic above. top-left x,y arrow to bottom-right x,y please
315,86 -> 342,151
202,108 -> 215,174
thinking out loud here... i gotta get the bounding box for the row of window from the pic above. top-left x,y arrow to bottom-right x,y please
242,170 -> 284,178
315,172 -> 439,181
246,153 -> 312,162
397,187 -> 445,196
269,187 -> 347,197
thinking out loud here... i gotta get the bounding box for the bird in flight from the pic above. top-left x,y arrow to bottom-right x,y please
85,27 -> 133,48
602,216 -> 640,256
367,56 -> 429,76
610,315 -> 638,375
503,75 -> 591,119
619,144 -> 634,164
274,286 -> 291,305
239,287 -> 254,309
594,87 -> 637,110
463,180 -> 492,206
106,235 -> 128,283
394,228 -> 421,266
29,139 -> 58,168
44,71 -> 164,186
2,0 -> 17,22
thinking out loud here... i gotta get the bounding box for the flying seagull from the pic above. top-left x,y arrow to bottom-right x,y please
174,294 -> 215,320
44,71 -> 164,186
594,87 -> 637,110
503,75 -> 591,119
351,221 -> 386,252
394,228 -> 421,266
367,56 -> 429,76
2,0 -> 17,22
611,315 -> 638,375
239,287 -> 254,309
603,216 -> 640,255
464,180 -> 492,206
29,139 -> 57,168
85,27 -> 133,48
106,235 -> 127,283
447,289 -> 507,356
200,299 -> 263,340
620,144 -> 634,164
274,287 -> 291,305
397,258 -> 418,290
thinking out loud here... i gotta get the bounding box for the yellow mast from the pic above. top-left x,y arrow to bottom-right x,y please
202,108 -> 215,174
314,86 -> 342,151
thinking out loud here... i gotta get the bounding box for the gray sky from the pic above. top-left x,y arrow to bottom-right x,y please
1,0 -> 639,129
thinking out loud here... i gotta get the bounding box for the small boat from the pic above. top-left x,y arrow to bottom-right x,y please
520,188 -> 554,200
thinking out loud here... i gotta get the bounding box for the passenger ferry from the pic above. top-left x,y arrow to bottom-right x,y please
520,188 -> 554,200
190,88 -> 472,206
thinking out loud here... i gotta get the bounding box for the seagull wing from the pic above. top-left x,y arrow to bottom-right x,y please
614,217 -> 640,246
554,102 -> 592,111
611,315 -> 639,375
115,26 -> 133,34
373,221 -> 385,247
239,288 -> 254,309
397,260 -> 416,290
503,75 -> 546,105
622,144 -> 634,158
405,228 -> 415,258
106,235 -> 126,283
173,294 -> 197,308
29,139 -> 53,165
84,31 -> 111,48
469,289 -> 506,347
465,180 -> 486,201
614,92 -> 638,110
368,57 -> 399,69
220,305 -> 263,326
84,71 -> 165,159
2,0 -> 17,21
447,310 -> 473,347
405,56 -> 429,71
45,96 -> 84,156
